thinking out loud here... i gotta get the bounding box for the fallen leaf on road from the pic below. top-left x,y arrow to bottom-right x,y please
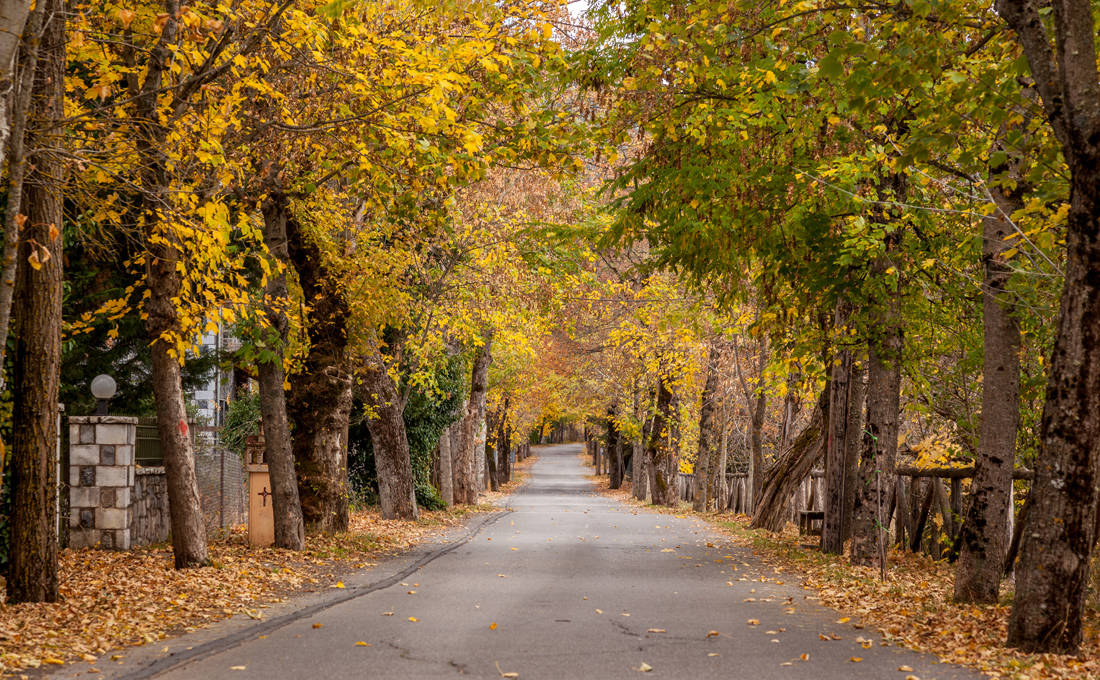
898,666 -> 913,672
495,661 -> 519,678
836,617 -> 850,624
382,611 -> 394,616
707,653 -> 719,657
850,656 -> 863,663
231,666 -> 246,670
621,612 -> 631,617
637,662 -> 653,672
595,609 -> 603,614
647,628 -> 666,633
800,653 -> 810,661
333,581 -> 345,589
311,623 -> 323,629
490,622 -> 498,630
746,619 -> 759,625
408,617 -> 418,622
355,642 -> 371,647
707,630 -> 720,638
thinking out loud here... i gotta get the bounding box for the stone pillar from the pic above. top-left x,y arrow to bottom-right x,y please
68,415 -> 137,549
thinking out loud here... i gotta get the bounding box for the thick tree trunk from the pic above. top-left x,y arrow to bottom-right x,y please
750,389 -> 828,532
453,399 -> 474,505
608,408 -> 623,490
137,0 -> 207,570
996,0 -> 1100,653
362,350 -> 417,520
1006,169 -> 1100,652
822,339 -> 853,554
849,323 -> 904,569
841,359 -> 865,541
645,379 -> 674,505
256,193 -> 305,550
286,213 -> 352,533
954,190 -> 1023,603
456,334 -> 492,504
5,0 -> 61,601
693,348 -> 719,512
438,423 -> 454,507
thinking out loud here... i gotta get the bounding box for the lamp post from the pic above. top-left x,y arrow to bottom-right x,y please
90,374 -> 117,415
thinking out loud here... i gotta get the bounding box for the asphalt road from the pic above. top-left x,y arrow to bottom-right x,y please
60,443 -> 982,680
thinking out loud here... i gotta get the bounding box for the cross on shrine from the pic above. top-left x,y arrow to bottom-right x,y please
257,486 -> 272,507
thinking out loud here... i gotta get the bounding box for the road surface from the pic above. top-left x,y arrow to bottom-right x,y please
61,443 -> 980,679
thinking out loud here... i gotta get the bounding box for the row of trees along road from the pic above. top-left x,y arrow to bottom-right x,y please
566,0 -> 1100,657
6,0 -> 1100,663
2,0 -> 591,602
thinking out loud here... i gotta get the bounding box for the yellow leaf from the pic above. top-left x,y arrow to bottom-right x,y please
312,623 -> 323,629
836,617 -> 850,624
230,666 -> 246,671
746,619 -> 759,625
408,617 -> 418,622
637,662 -> 653,672
333,581 -> 346,589
43,658 -> 64,665
849,657 -> 863,663
489,622 -> 498,630
355,641 -> 371,647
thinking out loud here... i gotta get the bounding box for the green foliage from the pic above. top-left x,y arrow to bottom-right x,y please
348,354 -> 467,510
220,392 -> 261,461
403,354 -> 466,510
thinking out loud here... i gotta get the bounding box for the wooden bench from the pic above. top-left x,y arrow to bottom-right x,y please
798,510 -> 824,536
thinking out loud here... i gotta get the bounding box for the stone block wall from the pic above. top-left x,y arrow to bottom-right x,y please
132,468 -> 171,546
68,416 -> 137,549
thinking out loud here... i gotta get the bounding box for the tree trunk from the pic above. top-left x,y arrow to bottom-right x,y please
749,365 -> 767,509
362,349 -> 417,520
256,193 -> 305,550
750,389 -> 828,532
707,428 -> 728,511
453,399 -> 473,505
996,0 -> 1100,654
954,188 -> 1023,603
848,323 -> 904,569
499,414 -> 512,484
456,334 -> 492,504
0,1 -> 32,170
137,0 -> 208,569
286,213 -> 352,533
608,408 -> 623,490
693,347 -> 719,512
0,4 -> 41,383
645,379 -> 674,505
5,0 -> 61,601
841,358 -> 865,541
822,339 -> 853,554
438,423 -> 454,507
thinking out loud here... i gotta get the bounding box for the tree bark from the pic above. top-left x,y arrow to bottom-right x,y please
822,337 -> 853,554
996,0 -> 1100,654
750,389 -> 828,532
5,0 -> 61,601
456,334 -> 492,504
693,347 -> 719,512
841,358 -> 865,541
608,407 -> 623,489
438,423 -> 454,506
954,187 -> 1023,603
286,212 -> 352,533
360,349 -> 417,519
0,4 -> 40,383
0,0 -> 32,170
848,322 -> 904,569
256,193 -> 305,550
645,379 -> 675,505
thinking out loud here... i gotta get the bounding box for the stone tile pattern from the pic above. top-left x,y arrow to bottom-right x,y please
68,416 -> 139,549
